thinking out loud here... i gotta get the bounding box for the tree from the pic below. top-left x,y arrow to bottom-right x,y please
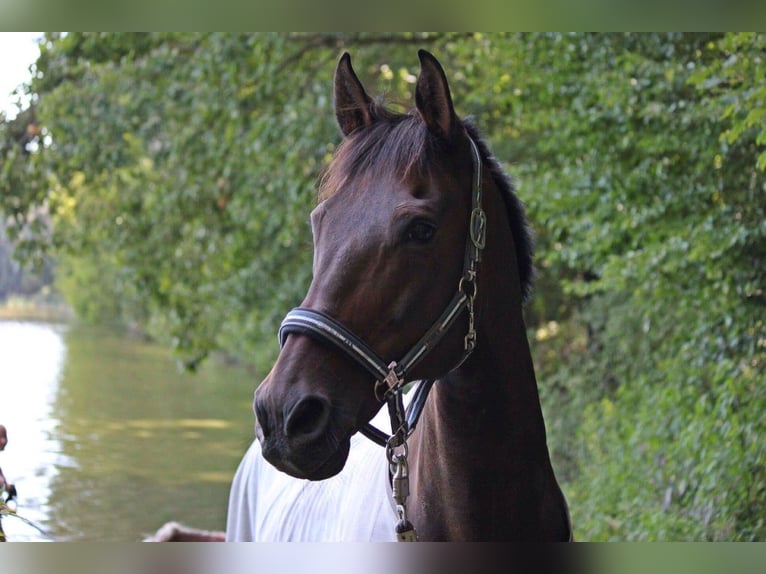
1,32 -> 763,539
514,33 -> 765,540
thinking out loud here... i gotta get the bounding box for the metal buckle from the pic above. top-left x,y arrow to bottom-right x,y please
470,207 -> 487,251
375,361 -> 404,401
464,330 -> 477,353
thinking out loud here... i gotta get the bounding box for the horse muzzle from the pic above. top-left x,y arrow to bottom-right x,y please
254,389 -> 351,480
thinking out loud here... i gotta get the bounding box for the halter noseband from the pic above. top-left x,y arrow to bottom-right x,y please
278,135 -> 486,447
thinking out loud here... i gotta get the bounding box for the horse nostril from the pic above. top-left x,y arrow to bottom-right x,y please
284,396 -> 331,440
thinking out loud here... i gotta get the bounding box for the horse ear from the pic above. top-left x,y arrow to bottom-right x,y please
415,49 -> 457,139
334,52 -> 374,137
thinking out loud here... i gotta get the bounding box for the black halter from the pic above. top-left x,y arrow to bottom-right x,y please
278,136 -> 486,447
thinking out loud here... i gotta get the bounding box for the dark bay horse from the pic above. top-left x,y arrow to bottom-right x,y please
248,50 -> 570,541
148,50 -> 570,542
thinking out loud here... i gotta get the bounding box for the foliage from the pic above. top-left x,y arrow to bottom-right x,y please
0,33 -> 763,540
520,33 -> 765,540
0,221 -> 54,300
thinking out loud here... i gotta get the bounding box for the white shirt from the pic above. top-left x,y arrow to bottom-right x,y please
225,409 -> 396,542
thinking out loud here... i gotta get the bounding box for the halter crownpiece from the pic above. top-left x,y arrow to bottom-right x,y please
278,135 -> 486,448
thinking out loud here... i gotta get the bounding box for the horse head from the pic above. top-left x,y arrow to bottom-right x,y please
254,51 -> 482,480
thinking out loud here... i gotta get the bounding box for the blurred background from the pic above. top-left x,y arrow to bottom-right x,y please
0,33 -> 763,541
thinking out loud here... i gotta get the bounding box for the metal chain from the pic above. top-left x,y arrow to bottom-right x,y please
459,269 -> 479,353
387,438 -> 418,542
464,295 -> 477,353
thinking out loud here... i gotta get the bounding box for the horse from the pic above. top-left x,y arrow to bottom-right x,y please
149,50 -> 571,542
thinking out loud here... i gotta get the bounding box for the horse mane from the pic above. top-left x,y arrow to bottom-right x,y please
319,99 -> 535,303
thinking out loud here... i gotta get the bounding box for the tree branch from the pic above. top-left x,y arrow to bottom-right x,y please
277,33 -> 468,73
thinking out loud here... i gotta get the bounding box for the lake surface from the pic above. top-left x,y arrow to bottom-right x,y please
0,320 -> 259,541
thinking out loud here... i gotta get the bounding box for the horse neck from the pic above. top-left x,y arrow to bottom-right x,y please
408,177 -> 568,541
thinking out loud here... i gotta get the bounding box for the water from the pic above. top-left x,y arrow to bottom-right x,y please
0,320 -> 259,541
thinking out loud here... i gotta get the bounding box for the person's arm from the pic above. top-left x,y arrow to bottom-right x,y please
144,522 -> 225,542
0,468 -> 16,501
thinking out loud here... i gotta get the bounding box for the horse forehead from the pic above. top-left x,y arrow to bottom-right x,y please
311,175 -> 417,234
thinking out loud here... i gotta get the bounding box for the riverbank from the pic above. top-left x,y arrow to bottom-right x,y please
0,295 -> 74,323
0,320 -> 256,540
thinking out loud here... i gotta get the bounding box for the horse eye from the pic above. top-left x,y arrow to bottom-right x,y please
406,220 -> 437,244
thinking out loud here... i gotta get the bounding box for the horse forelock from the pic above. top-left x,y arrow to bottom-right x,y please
319,103 -> 432,203
318,103 -> 535,303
